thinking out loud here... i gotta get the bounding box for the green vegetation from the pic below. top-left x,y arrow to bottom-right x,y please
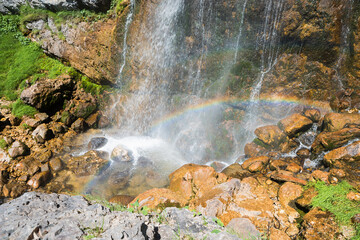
82,220 -> 105,240
83,194 -> 127,212
0,139 -> 8,149
81,77 -> 103,95
307,181 -> 360,239
11,99 -> 38,118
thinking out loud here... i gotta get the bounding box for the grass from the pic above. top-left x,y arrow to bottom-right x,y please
307,181 -> 360,239
0,139 -> 8,149
11,99 -> 38,118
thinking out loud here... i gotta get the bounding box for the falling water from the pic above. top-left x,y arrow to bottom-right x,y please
233,0 -> 248,63
117,0 -> 136,83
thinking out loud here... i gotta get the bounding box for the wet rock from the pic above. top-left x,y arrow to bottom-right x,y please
107,168 -> 131,190
34,148 -> 52,163
169,164 -> 228,202
311,128 -> 360,155
242,156 -> 270,173
296,186 -> 318,210
60,111 -> 76,126
278,182 -> 303,222
111,145 -> 133,162
244,142 -> 267,158
67,150 -> 109,177
278,113 -> 313,137
88,137 -> 108,150
85,112 -> 99,128
303,109 -> 321,123
221,163 -> 252,180
286,163 -> 302,173
209,161 -> 227,172
109,195 -> 135,206
24,118 -> 41,128
98,114 -> 111,128
270,159 -> 288,170
322,113 -> 360,132
269,170 -> 307,185
226,218 -> 261,239
27,171 -> 51,189
130,188 -> 186,209
311,170 -> 330,183
8,141 -> 29,158
254,125 -> 286,148
20,75 -> 74,113
49,157 -> 63,172
71,118 -> 88,133
301,208 -> 340,240
15,157 -> 40,176
296,148 -> 310,159
269,228 -> 291,240
323,140 -> 360,167
32,124 -> 54,144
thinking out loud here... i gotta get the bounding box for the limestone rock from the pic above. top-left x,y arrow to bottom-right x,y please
303,109 -> 321,123
270,228 -> 291,240
244,142 -> 268,158
221,163 -> 252,180
111,145 -> 133,162
242,156 -> 270,172
323,140 -> 360,166
278,182 -> 303,222
130,188 -> 186,209
20,75 -> 74,113
226,218 -> 261,239
278,113 -> 313,137
8,141 -> 29,158
71,118 -> 88,133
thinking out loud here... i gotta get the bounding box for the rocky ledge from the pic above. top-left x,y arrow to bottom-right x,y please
0,192 -> 259,240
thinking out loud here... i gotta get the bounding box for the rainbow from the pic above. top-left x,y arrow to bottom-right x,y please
150,95 -> 332,130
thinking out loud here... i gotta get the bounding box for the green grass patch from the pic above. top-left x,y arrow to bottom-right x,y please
11,99 -> 38,118
307,181 -> 360,239
81,76 -> 103,95
0,139 -> 8,149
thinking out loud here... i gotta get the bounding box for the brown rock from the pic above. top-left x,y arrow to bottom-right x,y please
303,109 -> 321,123
323,140 -> 360,166
130,188 -> 186,209
296,187 -> 318,210
169,164 -> 228,202
8,141 -> 29,158
278,113 -> 313,137
71,118 -> 88,133
34,148 -> 52,163
269,228 -> 291,240
67,150 -> 109,177
254,125 -> 286,147
329,168 -> 346,178
311,128 -> 360,155
244,142 -> 267,158
24,118 -> 41,128
322,113 -> 360,132
49,157 -> 63,172
41,163 -> 49,172
286,163 -> 302,173
0,170 -> 8,184
32,124 -> 54,144
27,171 -> 51,189
269,170 -> 308,185
242,156 -> 270,171
221,163 -> 252,180
85,112 -> 99,128
270,159 -> 288,170
347,192 -> 360,201
109,195 -> 135,206
311,170 -> 330,183
296,148 -> 310,158
15,157 -> 40,176
98,114 -> 111,128
278,182 -> 303,222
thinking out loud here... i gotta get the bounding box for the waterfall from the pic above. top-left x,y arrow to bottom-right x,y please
117,0 -> 136,83
233,0 -> 248,63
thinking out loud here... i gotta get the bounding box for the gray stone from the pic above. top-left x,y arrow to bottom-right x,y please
88,137 -> 108,150
226,218 -> 261,239
111,145 -> 133,162
8,141 -> 29,158
32,124 -> 54,144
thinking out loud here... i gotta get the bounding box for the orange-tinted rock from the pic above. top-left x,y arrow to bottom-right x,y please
254,125 -> 286,147
296,187 -> 318,210
278,113 -> 313,137
27,171 -> 51,189
311,170 -> 330,183
109,195 -> 135,205
303,109 -> 321,123
169,164 -> 228,202
244,142 -> 267,158
323,140 -> 360,166
286,163 -> 302,173
311,128 -> 360,155
329,168 -> 346,178
270,160 -> 288,170
347,192 -> 360,201
296,148 -> 310,158
278,182 -> 303,223
270,228 -> 291,240
269,170 -> 308,185
49,157 -> 63,172
322,113 -> 360,132
221,163 -> 252,180
67,150 -> 109,177
242,156 -> 270,171
301,208 -> 340,240
130,188 -> 186,209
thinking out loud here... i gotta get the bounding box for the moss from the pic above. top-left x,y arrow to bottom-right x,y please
81,77 -> 103,95
0,139 -> 8,150
11,99 -> 38,118
253,138 -> 270,149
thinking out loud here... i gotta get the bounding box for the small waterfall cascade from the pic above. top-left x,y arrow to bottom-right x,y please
117,0 -> 136,83
233,0 -> 248,63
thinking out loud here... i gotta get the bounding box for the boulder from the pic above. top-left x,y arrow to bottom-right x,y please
226,218 -> 261,239
130,188 -> 186,209
241,156 -> 270,172
111,145 -> 133,162
32,124 -> 54,144
20,75 -> 74,113
49,157 -> 63,172
108,195 -> 135,206
269,170 -> 308,185
88,137 -> 108,150
254,125 -> 286,148
71,118 -> 88,133
244,142 -> 267,158
8,141 -> 29,158
322,113 -> 360,132
311,128 -> 360,155
278,113 -> 313,137
303,109 -> 321,123
323,140 -> 360,166
27,171 -> 51,189
278,182 -> 303,222
67,150 -> 109,177
221,163 -> 252,180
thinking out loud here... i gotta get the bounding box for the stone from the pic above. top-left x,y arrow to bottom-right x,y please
244,142 -> 267,158
347,192 -> 360,201
24,118 -> 41,128
311,170 -> 330,183
71,118 -> 88,133
98,114 -> 111,128
34,112 -> 50,123
27,171 -> 51,189
269,159 -> 288,170
49,157 -> 63,172
269,228 -> 291,240
296,148 -> 310,159
41,162 -> 49,172
278,182 -> 303,222
169,164 -> 228,202
323,140 -> 360,166
67,150 -> 109,177
34,148 -> 52,163
88,137 -> 108,150
85,112 -> 99,128
8,141 -> 29,158
226,218 -> 261,239
286,163 -> 302,173
131,188 -> 186,209
269,170 -> 308,185
254,125 -> 286,147
303,109 -> 321,123
322,113 -> 360,132
15,157 -> 40,176
111,145 -> 133,162
221,163 -> 252,180
32,124 -> 54,143
242,156 -> 270,173
278,113 -> 313,137
20,75 -> 74,113
108,195 -> 135,205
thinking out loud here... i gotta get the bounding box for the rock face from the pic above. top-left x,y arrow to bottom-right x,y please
20,75 -> 74,113
0,192 -> 238,240
0,0 -> 111,14
278,113 -> 313,137
254,125 -> 286,148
